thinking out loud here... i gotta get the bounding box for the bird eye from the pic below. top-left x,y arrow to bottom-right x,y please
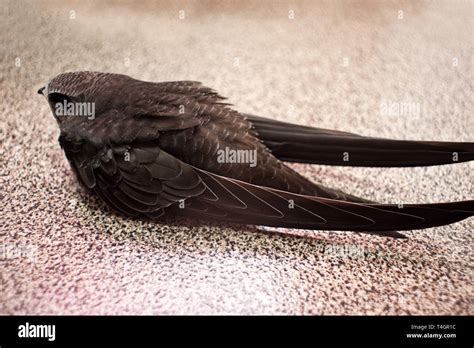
47,93 -> 73,116
48,92 -> 71,106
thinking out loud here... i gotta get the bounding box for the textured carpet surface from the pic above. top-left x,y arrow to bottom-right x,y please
1,0 -> 473,314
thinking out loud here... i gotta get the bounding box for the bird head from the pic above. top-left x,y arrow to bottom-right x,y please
38,71 -> 115,122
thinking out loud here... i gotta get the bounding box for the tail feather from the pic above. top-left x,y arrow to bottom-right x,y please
246,114 -> 474,167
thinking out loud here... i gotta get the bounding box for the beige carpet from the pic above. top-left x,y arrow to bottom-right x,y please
1,0 -> 473,315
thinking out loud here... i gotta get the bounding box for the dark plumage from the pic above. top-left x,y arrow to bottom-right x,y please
38,72 -> 474,237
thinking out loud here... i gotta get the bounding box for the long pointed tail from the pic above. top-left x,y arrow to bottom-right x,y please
246,114 -> 474,167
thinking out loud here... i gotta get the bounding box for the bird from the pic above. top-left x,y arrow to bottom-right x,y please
38,71 -> 474,238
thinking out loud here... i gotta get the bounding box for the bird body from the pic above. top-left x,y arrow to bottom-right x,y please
39,72 -> 474,237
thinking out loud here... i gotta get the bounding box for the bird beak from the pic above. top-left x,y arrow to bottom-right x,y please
37,86 -> 45,95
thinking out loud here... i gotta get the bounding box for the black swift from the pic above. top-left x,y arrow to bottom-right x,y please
38,72 -> 474,237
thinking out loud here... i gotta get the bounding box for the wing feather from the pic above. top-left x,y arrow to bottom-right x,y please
174,169 -> 473,234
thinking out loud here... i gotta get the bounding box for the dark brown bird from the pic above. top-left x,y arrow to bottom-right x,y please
38,71 -> 474,237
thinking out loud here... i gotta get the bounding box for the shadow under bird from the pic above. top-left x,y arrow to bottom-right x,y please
38,72 -> 474,238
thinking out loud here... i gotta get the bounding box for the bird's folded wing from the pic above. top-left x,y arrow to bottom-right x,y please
63,136 -> 473,237
177,168 -> 474,235
61,140 -> 207,218
246,114 -> 474,167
